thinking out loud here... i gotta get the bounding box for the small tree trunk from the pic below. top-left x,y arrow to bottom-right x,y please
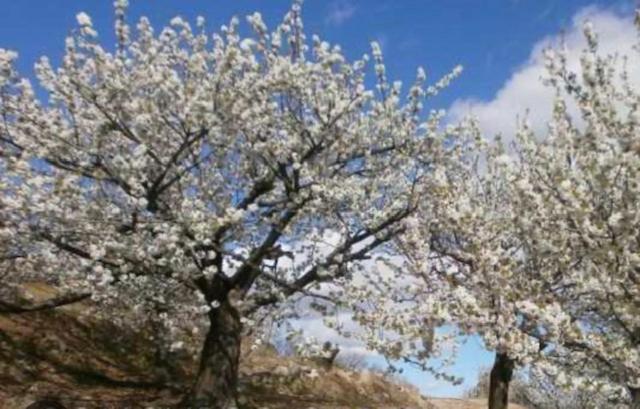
182,298 -> 242,409
629,387 -> 640,409
488,352 -> 515,409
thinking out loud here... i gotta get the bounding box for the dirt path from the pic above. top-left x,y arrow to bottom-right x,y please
428,398 -> 528,409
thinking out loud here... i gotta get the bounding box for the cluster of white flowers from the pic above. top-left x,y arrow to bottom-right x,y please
5,2 -> 639,406
337,14 -> 640,408
0,2 -> 465,404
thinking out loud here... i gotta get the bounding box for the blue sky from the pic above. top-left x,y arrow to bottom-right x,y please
0,0 -> 634,108
1,0 -> 636,399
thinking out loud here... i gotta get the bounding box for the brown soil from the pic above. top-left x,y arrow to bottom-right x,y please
0,284 -> 526,409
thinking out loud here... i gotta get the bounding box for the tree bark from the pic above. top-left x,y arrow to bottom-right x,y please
488,352 -> 515,409
182,298 -> 242,409
629,386 -> 640,409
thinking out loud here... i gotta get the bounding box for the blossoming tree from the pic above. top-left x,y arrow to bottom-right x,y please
0,1 -> 459,407
387,125 -> 565,409
502,17 -> 640,408
351,14 -> 640,409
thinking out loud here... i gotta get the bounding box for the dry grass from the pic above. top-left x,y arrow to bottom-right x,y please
0,284 -> 527,409
429,398 -> 528,409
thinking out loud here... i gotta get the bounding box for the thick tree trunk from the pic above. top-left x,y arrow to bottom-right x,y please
182,298 -> 242,409
629,387 -> 640,409
488,352 -> 514,409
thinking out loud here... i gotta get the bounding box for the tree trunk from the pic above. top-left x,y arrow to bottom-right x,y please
488,352 -> 514,409
629,387 -> 640,409
182,298 -> 242,409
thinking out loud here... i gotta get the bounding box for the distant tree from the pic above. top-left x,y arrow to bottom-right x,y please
335,351 -> 370,371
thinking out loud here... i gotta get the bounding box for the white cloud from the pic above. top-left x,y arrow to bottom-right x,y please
326,0 -> 357,26
448,6 -> 639,140
288,313 -> 380,358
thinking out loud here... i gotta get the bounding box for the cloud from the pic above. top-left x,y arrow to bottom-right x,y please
288,313 -> 381,358
448,6 -> 639,141
326,0 -> 357,26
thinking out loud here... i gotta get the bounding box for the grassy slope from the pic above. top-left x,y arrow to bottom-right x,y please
0,284 -> 524,409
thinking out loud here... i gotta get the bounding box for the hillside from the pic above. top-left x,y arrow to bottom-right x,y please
0,284 -> 523,409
